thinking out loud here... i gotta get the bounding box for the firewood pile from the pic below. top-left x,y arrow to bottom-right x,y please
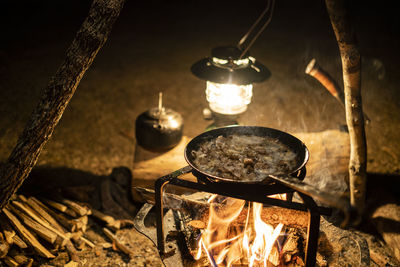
0,193 -> 136,267
0,167 -> 139,267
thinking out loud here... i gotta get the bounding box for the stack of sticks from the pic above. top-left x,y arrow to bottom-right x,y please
0,194 -> 134,266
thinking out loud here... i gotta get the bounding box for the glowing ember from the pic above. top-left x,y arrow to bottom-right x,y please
195,195 -> 284,267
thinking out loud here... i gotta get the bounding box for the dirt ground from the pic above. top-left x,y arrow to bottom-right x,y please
1,0 -> 399,266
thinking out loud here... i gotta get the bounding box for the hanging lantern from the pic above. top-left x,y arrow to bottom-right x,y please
191,46 -> 270,126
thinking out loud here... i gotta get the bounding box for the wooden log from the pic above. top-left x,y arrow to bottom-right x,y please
12,199 -> 70,246
0,232 -> 10,258
137,187 -> 309,228
40,198 -> 67,213
80,236 -> 95,249
65,239 -> 79,262
3,256 -> 20,267
73,216 -> 88,232
41,207 -> 77,233
59,198 -> 91,217
25,197 -> 67,233
16,195 -> 28,203
71,231 -> 95,249
325,0 -> 367,221
64,261 -> 79,267
11,201 -> 47,228
91,208 -> 134,230
7,249 -> 33,266
0,214 -> 16,244
8,204 -> 57,244
71,232 -> 85,250
2,208 -> 55,258
197,206 -> 309,229
39,197 -> 77,217
0,0 -> 127,210
102,227 -> 133,257
11,235 -> 27,249
91,209 -> 120,230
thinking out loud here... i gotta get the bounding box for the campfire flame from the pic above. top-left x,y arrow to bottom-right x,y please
195,195 -> 284,266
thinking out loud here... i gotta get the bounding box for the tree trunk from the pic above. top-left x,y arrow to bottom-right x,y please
0,0 -> 126,210
325,0 -> 367,220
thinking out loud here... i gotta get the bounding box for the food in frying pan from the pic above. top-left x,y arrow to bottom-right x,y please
191,134 -> 298,181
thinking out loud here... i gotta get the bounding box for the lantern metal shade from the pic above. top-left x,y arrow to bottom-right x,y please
191,46 -> 271,85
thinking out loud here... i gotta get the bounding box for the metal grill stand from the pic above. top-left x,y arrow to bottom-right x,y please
155,166 -> 332,267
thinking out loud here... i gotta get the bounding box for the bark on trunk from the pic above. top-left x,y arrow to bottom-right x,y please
0,0 -> 126,209
325,0 -> 367,219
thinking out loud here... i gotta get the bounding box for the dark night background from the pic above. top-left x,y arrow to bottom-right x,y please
1,0 -> 399,174
0,0 -> 399,265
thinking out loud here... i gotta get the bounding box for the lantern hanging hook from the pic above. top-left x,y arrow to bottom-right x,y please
237,0 -> 275,59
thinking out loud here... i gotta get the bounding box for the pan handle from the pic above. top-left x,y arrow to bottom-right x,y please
266,174 -> 356,227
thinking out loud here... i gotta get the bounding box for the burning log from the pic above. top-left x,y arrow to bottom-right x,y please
136,187 -> 310,228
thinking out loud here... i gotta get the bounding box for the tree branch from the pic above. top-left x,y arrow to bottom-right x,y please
0,0 -> 126,209
325,0 -> 367,221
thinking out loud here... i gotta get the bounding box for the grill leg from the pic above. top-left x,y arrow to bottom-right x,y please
299,193 -> 320,267
155,176 -> 171,255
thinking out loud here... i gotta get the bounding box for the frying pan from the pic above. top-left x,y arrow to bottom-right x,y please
185,126 -> 309,183
184,126 -> 355,226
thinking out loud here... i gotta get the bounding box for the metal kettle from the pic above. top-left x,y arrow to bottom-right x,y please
135,93 -> 183,152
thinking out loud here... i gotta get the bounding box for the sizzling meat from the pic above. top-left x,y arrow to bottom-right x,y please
191,135 -> 298,182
